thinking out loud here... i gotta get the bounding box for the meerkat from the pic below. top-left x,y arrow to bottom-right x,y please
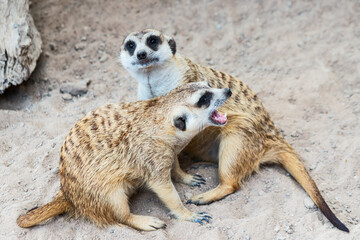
17,82 -> 232,231
119,29 -> 349,232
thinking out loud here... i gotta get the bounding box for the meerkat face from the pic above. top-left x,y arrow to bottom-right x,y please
119,29 -> 176,72
171,82 -> 232,138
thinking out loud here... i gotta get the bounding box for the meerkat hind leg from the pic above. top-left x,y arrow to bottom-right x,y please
172,158 -> 206,187
109,187 -> 166,231
188,134 -> 259,205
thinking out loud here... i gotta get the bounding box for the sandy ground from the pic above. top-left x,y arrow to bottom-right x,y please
1,0 -> 359,239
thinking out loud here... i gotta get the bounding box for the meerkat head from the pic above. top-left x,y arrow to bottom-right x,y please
167,82 -> 232,139
119,29 -> 176,73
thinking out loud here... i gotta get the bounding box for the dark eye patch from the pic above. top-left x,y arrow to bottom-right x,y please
125,40 -> 136,56
174,115 -> 186,131
197,91 -> 213,108
146,35 -> 162,51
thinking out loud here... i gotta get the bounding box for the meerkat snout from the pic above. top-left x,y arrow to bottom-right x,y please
137,51 -> 147,60
171,82 -> 231,135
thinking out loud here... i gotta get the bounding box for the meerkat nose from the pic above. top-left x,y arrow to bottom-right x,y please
137,51 -> 147,60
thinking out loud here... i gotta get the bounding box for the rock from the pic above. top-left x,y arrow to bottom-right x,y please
74,42 -> 87,51
60,80 -> 90,96
61,93 -> 73,100
0,0 -> 42,94
309,164 -> 317,171
274,224 -> 280,233
285,224 -> 294,234
49,43 -> 57,51
184,192 -> 193,199
99,42 -> 106,50
344,205 -> 351,213
99,54 -> 108,63
303,197 -> 316,209
51,167 -> 59,174
290,131 -> 301,138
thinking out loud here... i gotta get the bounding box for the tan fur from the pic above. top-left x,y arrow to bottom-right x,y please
184,59 -> 348,231
120,29 -> 349,232
17,82 -> 230,231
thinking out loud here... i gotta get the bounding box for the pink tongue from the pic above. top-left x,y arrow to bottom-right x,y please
212,110 -> 227,124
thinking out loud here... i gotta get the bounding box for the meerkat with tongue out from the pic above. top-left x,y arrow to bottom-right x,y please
17,82 -> 231,231
119,29 -> 349,232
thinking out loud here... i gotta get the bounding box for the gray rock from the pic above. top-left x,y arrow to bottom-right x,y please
290,131 -> 301,137
51,167 -> 59,174
303,197 -> 316,209
61,93 -> 73,100
60,80 -> 90,96
184,192 -> 193,199
285,224 -> 294,234
74,42 -> 87,51
99,54 -> 108,63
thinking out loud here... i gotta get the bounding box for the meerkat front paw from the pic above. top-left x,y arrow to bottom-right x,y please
187,174 -> 206,187
173,211 -> 212,224
170,208 -> 212,224
177,173 -> 206,187
188,212 -> 212,224
127,215 -> 167,231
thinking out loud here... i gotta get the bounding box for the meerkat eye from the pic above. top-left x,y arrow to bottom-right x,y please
127,41 -> 135,49
197,91 -> 213,108
146,36 -> 162,50
125,40 -> 136,56
150,38 -> 157,45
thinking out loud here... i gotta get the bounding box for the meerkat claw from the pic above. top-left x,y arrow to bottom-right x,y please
190,212 -> 212,224
193,174 -> 206,182
187,174 -> 206,187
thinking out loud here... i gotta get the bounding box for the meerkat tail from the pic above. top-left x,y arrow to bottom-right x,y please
278,151 -> 349,232
17,191 -> 71,228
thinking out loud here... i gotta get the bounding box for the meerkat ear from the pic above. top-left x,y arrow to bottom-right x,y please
167,37 -> 176,55
174,115 -> 186,131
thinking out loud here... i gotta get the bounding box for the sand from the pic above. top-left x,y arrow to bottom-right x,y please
1,0 -> 359,239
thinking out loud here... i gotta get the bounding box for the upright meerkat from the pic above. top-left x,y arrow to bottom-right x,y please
119,29 -> 349,232
17,82 -> 232,231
